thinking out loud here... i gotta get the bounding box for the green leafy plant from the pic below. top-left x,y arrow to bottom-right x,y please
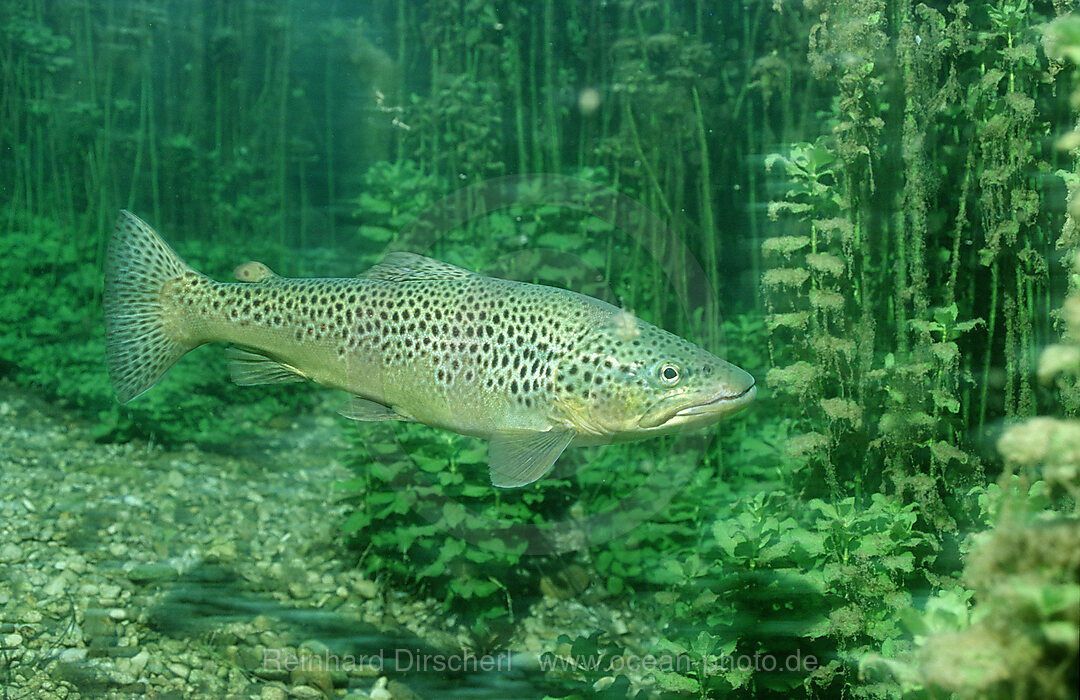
0,206 -> 314,448
336,421 -> 569,643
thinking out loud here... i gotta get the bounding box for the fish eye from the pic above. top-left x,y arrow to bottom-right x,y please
657,362 -> 682,386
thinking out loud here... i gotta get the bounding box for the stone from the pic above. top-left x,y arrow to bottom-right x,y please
99,583 -> 122,601
0,542 -> 21,563
298,639 -> 331,657
127,562 -> 179,584
260,684 -> 287,700
354,579 -> 378,599
369,677 -> 392,700
166,662 -> 189,680
387,679 -> 423,700
59,648 -> 87,664
128,649 -> 150,676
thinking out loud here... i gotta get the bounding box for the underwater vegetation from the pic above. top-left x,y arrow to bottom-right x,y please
0,0 -> 1078,698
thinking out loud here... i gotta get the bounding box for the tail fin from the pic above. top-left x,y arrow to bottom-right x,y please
104,210 -> 199,403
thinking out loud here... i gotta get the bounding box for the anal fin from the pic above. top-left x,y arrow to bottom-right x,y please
488,428 -> 574,488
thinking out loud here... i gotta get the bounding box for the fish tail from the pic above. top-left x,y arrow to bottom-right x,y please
104,210 -> 202,403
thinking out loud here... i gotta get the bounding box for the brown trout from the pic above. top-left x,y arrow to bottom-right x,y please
104,210 -> 755,487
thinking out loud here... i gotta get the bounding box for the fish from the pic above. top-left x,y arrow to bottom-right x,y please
104,210 -> 756,487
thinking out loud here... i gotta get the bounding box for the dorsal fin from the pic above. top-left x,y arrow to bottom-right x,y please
233,261 -> 278,283
361,252 -> 474,282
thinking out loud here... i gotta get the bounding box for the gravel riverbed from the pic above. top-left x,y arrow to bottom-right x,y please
0,379 -> 657,699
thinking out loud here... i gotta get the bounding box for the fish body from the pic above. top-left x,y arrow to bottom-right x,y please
104,210 -> 755,487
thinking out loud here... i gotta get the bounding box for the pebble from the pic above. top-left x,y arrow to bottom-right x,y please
59,648 -> 87,663
167,662 -> 190,680
0,542 -> 21,563
369,677 -> 392,700
99,583 -> 122,600
43,574 -> 68,597
2,381 -> 642,699
260,684 -> 287,700
299,639 -> 331,656
354,579 -> 378,599
129,649 -> 150,675
127,562 -> 179,584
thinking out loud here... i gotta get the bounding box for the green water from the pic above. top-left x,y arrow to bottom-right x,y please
1,1 -> 1078,698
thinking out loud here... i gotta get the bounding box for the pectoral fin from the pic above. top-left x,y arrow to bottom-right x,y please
488,428 -> 574,488
339,395 -> 415,422
225,347 -> 308,385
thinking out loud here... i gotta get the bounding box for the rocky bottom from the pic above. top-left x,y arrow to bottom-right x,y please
0,380 -> 662,699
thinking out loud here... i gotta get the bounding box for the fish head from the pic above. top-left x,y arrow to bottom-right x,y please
553,312 -> 756,439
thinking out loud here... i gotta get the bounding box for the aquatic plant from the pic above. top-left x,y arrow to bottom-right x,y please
0,204 -> 312,448
2,2 -> 1078,697
761,0 -> 1077,504
861,249 -> 1080,699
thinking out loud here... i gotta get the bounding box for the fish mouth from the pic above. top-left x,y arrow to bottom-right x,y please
674,380 -> 757,418
638,379 -> 757,429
